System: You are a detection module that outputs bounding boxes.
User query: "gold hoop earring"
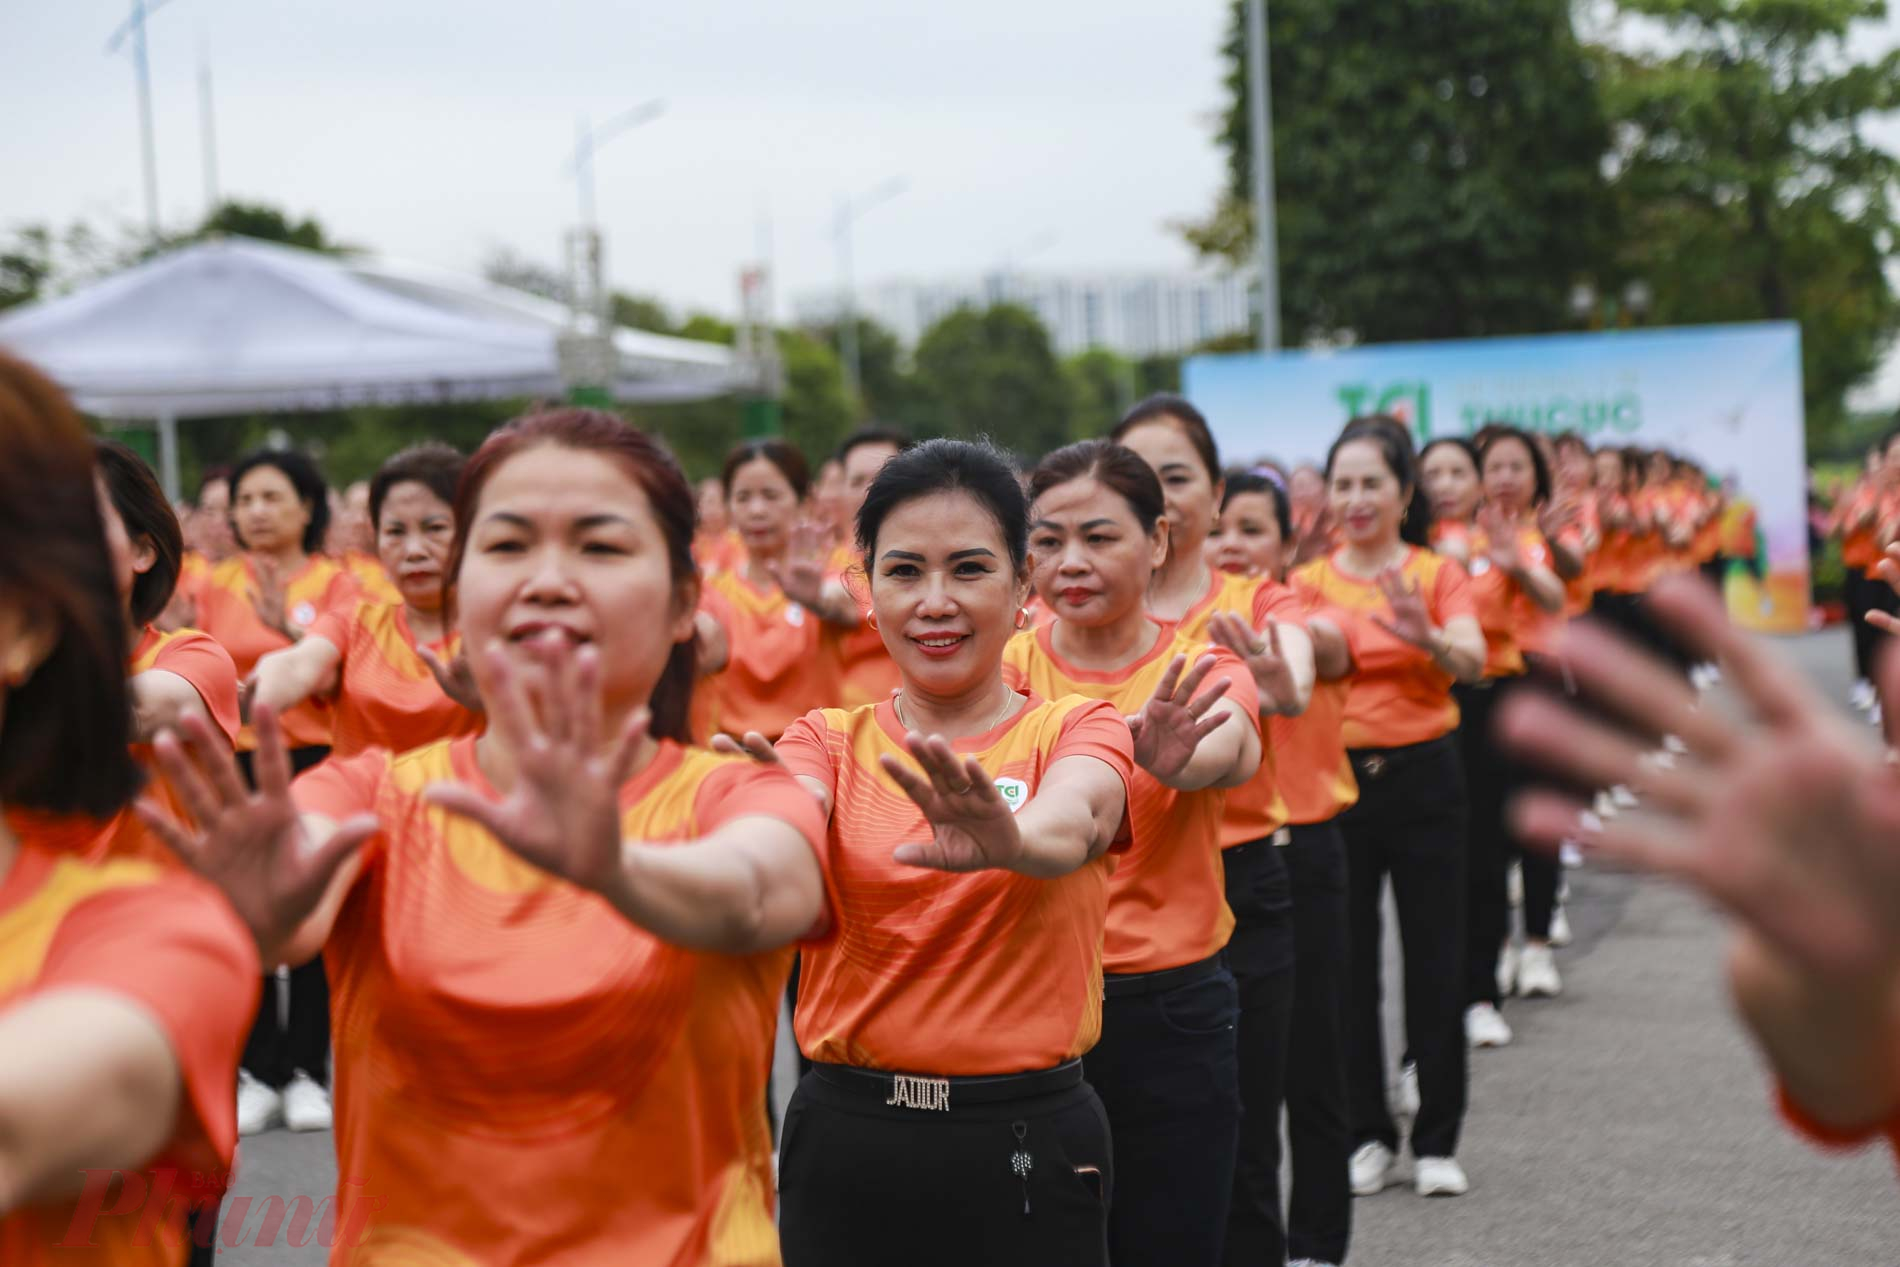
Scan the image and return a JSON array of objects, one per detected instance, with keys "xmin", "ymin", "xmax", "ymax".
[
  {"xmin": 1015, "ymin": 607, "xmax": 1031, "ymax": 630},
  {"xmin": 866, "ymin": 610, "xmax": 880, "ymax": 632}
]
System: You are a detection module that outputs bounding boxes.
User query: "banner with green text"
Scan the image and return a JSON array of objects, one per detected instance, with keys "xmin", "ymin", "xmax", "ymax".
[{"xmin": 1184, "ymin": 322, "xmax": 1808, "ymax": 633}]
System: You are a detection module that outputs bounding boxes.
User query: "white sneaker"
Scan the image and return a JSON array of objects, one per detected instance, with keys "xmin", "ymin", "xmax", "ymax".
[
  {"xmin": 1506, "ymin": 861, "xmax": 1524, "ymax": 907},
  {"xmin": 1702, "ymin": 662, "xmax": 1722, "ymax": 686},
  {"xmin": 281, "ymin": 1071, "xmax": 333, "ymax": 1132},
  {"xmin": 1689, "ymin": 664, "xmax": 1711, "ymax": 692},
  {"xmin": 1519, "ymin": 944, "xmax": 1564, "ymax": 998},
  {"xmin": 1548, "ymin": 906, "xmax": 1574, "ymax": 947},
  {"xmin": 1611, "ymin": 784, "xmax": 1639, "ymax": 809},
  {"xmin": 1466, "ymin": 1002, "xmax": 1513, "ymax": 1049},
  {"xmin": 1592, "ymin": 789, "xmax": 1619, "ymax": 821},
  {"xmin": 1396, "ymin": 1060, "xmax": 1421, "ymax": 1119},
  {"xmin": 1415, "ymin": 1155, "xmax": 1469, "ymax": 1197},
  {"xmin": 1289, "ymin": 1261, "xmax": 1340, "ymax": 1267},
  {"xmin": 237, "ymin": 1070, "xmax": 281, "ymax": 1137},
  {"xmin": 1663, "ymin": 733, "xmax": 1689, "ymax": 756},
  {"xmin": 1496, "ymin": 941, "xmax": 1520, "ymax": 998},
  {"xmin": 1852, "ymin": 679, "xmax": 1877, "ymax": 712},
  {"xmin": 1872, "ymin": 702, "xmax": 1884, "ymax": 730},
  {"xmin": 1560, "ymin": 840, "xmax": 1586, "ymax": 869},
  {"xmin": 1349, "ymin": 1141, "xmax": 1398, "ymax": 1196}
]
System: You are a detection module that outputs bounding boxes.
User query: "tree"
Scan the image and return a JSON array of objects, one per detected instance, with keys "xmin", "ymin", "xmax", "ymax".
[
  {"xmin": 1064, "ymin": 348, "xmax": 1139, "ymax": 440},
  {"xmin": 1593, "ymin": 0, "xmax": 1900, "ymax": 447},
  {"xmin": 806, "ymin": 316, "xmax": 932, "ymax": 432},
  {"xmin": 482, "ymin": 248, "xmax": 567, "ymax": 302},
  {"xmin": 611, "ymin": 292, "xmax": 675, "ymax": 334},
  {"xmin": 1181, "ymin": 0, "xmax": 1613, "ymax": 344},
  {"xmin": 195, "ymin": 201, "xmax": 339, "ymax": 252},
  {"xmin": 913, "ymin": 304, "xmax": 1073, "ymax": 459}
]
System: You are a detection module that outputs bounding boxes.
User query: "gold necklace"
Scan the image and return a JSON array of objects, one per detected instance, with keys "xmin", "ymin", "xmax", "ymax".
[{"xmin": 894, "ymin": 685, "xmax": 1016, "ymax": 736}]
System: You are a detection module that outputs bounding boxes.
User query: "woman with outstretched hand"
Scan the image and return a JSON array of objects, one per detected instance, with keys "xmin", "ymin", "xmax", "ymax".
[
  {"xmin": 1113, "ymin": 401, "xmax": 1320, "ymax": 1267},
  {"xmin": 1501, "ymin": 574, "xmax": 1900, "ymax": 1163},
  {"xmin": 143, "ymin": 409, "xmax": 831, "ymax": 1266},
  {"xmin": 695, "ymin": 440, "xmax": 861, "ymax": 742},
  {"xmin": 246, "ymin": 443, "xmax": 483, "ymax": 759},
  {"xmin": 1005, "ymin": 440, "xmax": 1267, "ymax": 1267},
  {"xmin": 1294, "ymin": 416, "xmax": 1485, "ymax": 1201},
  {"xmin": 0, "ymin": 351, "xmax": 258, "ymax": 1265},
  {"xmin": 740, "ymin": 439, "xmax": 1132, "ymax": 1267}
]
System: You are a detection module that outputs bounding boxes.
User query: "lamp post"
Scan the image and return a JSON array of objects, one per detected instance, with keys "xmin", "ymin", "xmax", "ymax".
[
  {"xmin": 834, "ymin": 176, "xmax": 908, "ymax": 402},
  {"xmin": 106, "ymin": 0, "xmax": 178, "ymax": 243},
  {"xmin": 560, "ymin": 100, "xmax": 665, "ymax": 403},
  {"xmin": 1246, "ymin": 0, "xmax": 1281, "ymax": 353}
]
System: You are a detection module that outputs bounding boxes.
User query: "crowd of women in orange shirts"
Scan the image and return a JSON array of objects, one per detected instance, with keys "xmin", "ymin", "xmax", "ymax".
[{"xmin": 9, "ymin": 338, "xmax": 1880, "ymax": 1267}]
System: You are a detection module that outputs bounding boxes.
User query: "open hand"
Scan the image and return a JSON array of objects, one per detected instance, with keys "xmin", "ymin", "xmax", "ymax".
[
  {"xmin": 1127, "ymin": 653, "xmax": 1235, "ymax": 781},
  {"xmin": 880, "ymin": 733, "xmax": 1024, "ymax": 872},
  {"xmin": 139, "ymin": 705, "xmax": 376, "ymax": 954},
  {"xmin": 418, "ymin": 644, "xmax": 484, "ymax": 713},
  {"xmin": 1207, "ymin": 612, "xmax": 1300, "ymax": 714},
  {"xmin": 1372, "ymin": 567, "xmax": 1436, "ymax": 652},
  {"xmin": 424, "ymin": 639, "xmax": 650, "ymax": 898},
  {"xmin": 765, "ymin": 519, "xmax": 832, "ymax": 612}
]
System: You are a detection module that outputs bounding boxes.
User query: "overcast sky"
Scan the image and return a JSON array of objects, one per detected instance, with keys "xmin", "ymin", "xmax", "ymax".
[
  {"xmin": 1, "ymin": 0, "xmax": 1237, "ymax": 318},
  {"xmin": 4, "ymin": 3, "xmax": 1895, "ymax": 324}
]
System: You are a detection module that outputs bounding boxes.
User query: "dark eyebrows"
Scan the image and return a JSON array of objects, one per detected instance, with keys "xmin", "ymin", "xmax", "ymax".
[
  {"xmin": 574, "ymin": 513, "xmax": 634, "ymax": 531},
  {"xmin": 880, "ymin": 549, "xmax": 926, "ymax": 563},
  {"xmin": 947, "ymin": 548, "xmax": 996, "ymax": 561},
  {"xmin": 1031, "ymin": 518, "xmax": 1118, "ymax": 532}
]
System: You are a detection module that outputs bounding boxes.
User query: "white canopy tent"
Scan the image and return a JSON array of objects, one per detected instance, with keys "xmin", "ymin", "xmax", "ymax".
[{"xmin": 0, "ymin": 237, "xmax": 747, "ymax": 495}]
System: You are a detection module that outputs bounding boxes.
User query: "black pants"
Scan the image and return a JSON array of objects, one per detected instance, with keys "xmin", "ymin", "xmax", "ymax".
[
  {"xmin": 1339, "ymin": 736, "xmax": 1469, "ymax": 1160},
  {"xmin": 1221, "ymin": 836, "xmax": 1295, "ymax": 1267},
  {"xmin": 1453, "ymin": 679, "xmax": 1528, "ymax": 1009},
  {"xmin": 778, "ymin": 1064, "xmax": 1112, "ymax": 1267},
  {"xmin": 1087, "ymin": 958, "xmax": 1240, "ymax": 1267},
  {"xmin": 1282, "ymin": 820, "xmax": 1353, "ymax": 1265},
  {"xmin": 236, "ymin": 745, "xmax": 332, "ymax": 1091},
  {"xmin": 1519, "ymin": 843, "xmax": 1561, "ymax": 941},
  {"xmin": 1847, "ymin": 567, "xmax": 1896, "ymax": 683}
]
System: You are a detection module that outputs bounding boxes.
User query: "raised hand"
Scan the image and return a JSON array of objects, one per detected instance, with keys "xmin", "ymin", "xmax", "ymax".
[
  {"xmin": 417, "ymin": 643, "xmax": 485, "ymax": 713},
  {"xmin": 1537, "ymin": 495, "xmax": 1581, "ymax": 542},
  {"xmin": 880, "ymin": 733, "xmax": 1024, "ymax": 872},
  {"xmin": 139, "ymin": 704, "xmax": 376, "ymax": 955},
  {"xmin": 1126, "ymin": 653, "xmax": 1235, "ymax": 782},
  {"xmin": 1373, "ymin": 566, "xmax": 1436, "ymax": 652},
  {"xmin": 1480, "ymin": 503, "xmax": 1527, "ymax": 575},
  {"xmin": 710, "ymin": 731, "xmax": 780, "ymax": 764},
  {"xmin": 1207, "ymin": 611, "xmax": 1300, "ymax": 714},
  {"xmin": 249, "ymin": 558, "xmax": 295, "ymax": 639},
  {"xmin": 1502, "ymin": 576, "xmax": 1900, "ymax": 988},
  {"xmin": 765, "ymin": 519, "xmax": 832, "ymax": 612},
  {"xmin": 424, "ymin": 639, "xmax": 650, "ymax": 898},
  {"xmin": 1290, "ymin": 505, "xmax": 1335, "ymax": 568}
]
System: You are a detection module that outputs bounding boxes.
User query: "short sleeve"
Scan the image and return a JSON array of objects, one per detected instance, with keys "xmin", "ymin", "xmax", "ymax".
[
  {"xmin": 1252, "ymin": 582, "xmax": 1308, "ymax": 627},
  {"xmin": 774, "ymin": 710, "xmax": 842, "ymax": 801},
  {"xmin": 304, "ymin": 603, "xmax": 358, "ymax": 659},
  {"xmin": 692, "ymin": 757, "xmax": 830, "ymax": 849},
  {"xmin": 320, "ymin": 567, "xmax": 365, "ymax": 617},
  {"xmin": 153, "ymin": 632, "xmax": 241, "ymax": 746},
  {"xmin": 36, "ymin": 877, "xmax": 260, "ymax": 1181},
  {"xmin": 1048, "ymin": 698, "xmax": 1138, "ymax": 853},
  {"xmin": 1430, "ymin": 557, "xmax": 1478, "ymax": 625},
  {"xmin": 291, "ymin": 748, "xmax": 389, "ymax": 821},
  {"xmin": 698, "ymin": 585, "xmax": 736, "ymax": 643}
]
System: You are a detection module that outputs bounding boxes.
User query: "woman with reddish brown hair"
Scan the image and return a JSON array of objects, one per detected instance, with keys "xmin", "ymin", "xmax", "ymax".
[
  {"xmin": 0, "ymin": 351, "xmax": 258, "ymax": 1266},
  {"xmin": 143, "ymin": 408, "xmax": 833, "ymax": 1264}
]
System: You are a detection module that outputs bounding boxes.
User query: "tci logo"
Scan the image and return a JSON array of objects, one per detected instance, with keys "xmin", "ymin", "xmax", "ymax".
[{"xmin": 1336, "ymin": 381, "xmax": 1434, "ymax": 437}]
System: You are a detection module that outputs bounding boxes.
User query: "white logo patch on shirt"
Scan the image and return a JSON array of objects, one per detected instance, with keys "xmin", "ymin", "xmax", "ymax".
[
  {"xmin": 785, "ymin": 604, "xmax": 806, "ymax": 627},
  {"xmin": 994, "ymin": 777, "xmax": 1029, "ymax": 813},
  {"xmin": 292, "ymin": 601, "xmax": 318, "ymax": 627}
]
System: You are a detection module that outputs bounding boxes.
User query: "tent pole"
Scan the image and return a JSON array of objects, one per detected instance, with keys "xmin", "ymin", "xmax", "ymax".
[{"xmin": 156, "ymin": 411, "xmax": 180, "ymax": 501}]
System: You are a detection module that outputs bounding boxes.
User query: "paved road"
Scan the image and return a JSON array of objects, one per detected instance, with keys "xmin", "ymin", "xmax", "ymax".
[{"xmin": 218, "ymin": 628, "xmax": 1900, "ymax": 1264}]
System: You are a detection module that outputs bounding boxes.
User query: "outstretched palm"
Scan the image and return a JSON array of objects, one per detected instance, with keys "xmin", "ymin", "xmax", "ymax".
[
  {"xmin": 425, "ymin": 637, "xmax": 651, "ymax": 898},
  {"xmin": 766, "ymin": 519, "xmax": 832, "ymax": 612},
  {"xmin": 140, "ymin": 705, "xmax": 375, "ymax": 955},
  {"xmin": 1127, "ymin": 653, "xmax": 1235, "ymax": 781},
  {"xmin": 1373, "ymin": 567, "xmax": 1436, "ymax": 652},
  {"xmin": 1480, "ymin": 504, "xmax": 1527, "ymax": 574},
  {"xmin": 881, "ymin": 732, "xmax": 1024, "ymax": 872},
  {"xmin": 1207, "ymin": 612, "xmax": 1300, "ymax": 714}
]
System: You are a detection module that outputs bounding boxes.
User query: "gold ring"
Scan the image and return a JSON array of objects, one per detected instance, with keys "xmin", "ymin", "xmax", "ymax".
[{"xmin": 949, "ymin": 783, "xmax": 974, "ymax": 795}]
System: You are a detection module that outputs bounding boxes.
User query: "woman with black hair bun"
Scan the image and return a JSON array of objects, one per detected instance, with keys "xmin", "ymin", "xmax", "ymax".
[{"xmin": 1293, "ymin": 416, "xmax": 1484, "ymax": 1201}]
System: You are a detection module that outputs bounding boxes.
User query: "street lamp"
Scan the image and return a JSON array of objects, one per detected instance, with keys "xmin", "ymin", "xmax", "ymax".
[
  {"xmin": 567, "ymin": 98, "xmax": 667, "ymax": 232},
  {"xmin": 835, "ymin": 176, "xmax": 908, "ymax": 401},
  {"xmin": 106, "ymin": 0, "xmax": 179, "ymax": 243},
  {"xmin": 1246, "ymin": 0, "xmax": 1281, "ymax": 352}
]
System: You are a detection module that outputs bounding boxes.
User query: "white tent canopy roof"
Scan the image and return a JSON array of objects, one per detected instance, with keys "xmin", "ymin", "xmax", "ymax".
[{"xmin": 0, "ymin": 236, "xmax": 743, "ymax": 419}]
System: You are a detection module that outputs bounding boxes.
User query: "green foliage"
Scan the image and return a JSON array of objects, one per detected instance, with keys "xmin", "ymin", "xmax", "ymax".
[
  {"xmin": 611, "ymin": 292, "xmax": 675, "ymax": 334},
  {"xmin": 912, "ymin": 304, "xmax": 1074, "ymax": 459},
  {"xmin": 1597, "ymin": 0, "xmax": 1900, "ymax": 450},
  {"xmin": 1183, "ymin": 0, "xmax": 1613, "ymax": 344},
  {"xmin": 1064, "ymin": 348, "xmax": 1139, "ymax": 440},
  {"xmin": 195, "ymin": 201, "xmax": 339, "ymax": 252}
]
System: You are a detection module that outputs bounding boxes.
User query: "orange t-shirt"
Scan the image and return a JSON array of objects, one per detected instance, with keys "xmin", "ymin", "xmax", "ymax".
[
  {"xmin": 1561, "ymin": 500, "xmax": 1600, "ymax": 618},
  {"xmin": 342, "ymin": 551, "xmax": 402, "ymax": 605},
  {"xmin": 0, "ymin": 842, "xmax": 257, "ymax": 1267},
  {"xmin": 829, "ymin": 548, "xmax": 901, "ymax": 711},
  {"xmin": 776, "ymin": 694, "xmax": 1133, "ymax": 1075},
  {"xmin": 1273, "ymin": 581, "xmax": 1362, "ymax": 825},
  {"xmin": 1842, "ymin": 484, "xmax": 1882, "ymax": 570},
  {"xmin": 1169, "ymin": 569, "xmax": 1295, "ymax": 847},
  {"xmin": 115, "ymin": 626, "xmax": 243, "ymax": 867},
  {"xmin": 1002, "ymin": 622, "xmax": 1258, "ymax": 975},
  {"xmin": 1292, "ymin": 548, "xmax": 1476, "ymax": 749},
  {"xmin": 1464, "ymin": 524, "xmax": 1551, "ymax": 679},
  {"xmin": 694, "ymin": 531, "xmax": 745, "ymax": 579},
  {"xmin": 291, "ymin": 737, "xmax": 826, "ymax": 1266},
  {"xmin": 305, "ymin": 601, "xmax": 481, "ymax": 759},
  {"xmin": 698, "ymin": 567, "xmax": 845, "ymax": 742},
  {"xmin": 194, "ymin": 556, "xmax": 361, "ymax": 750}
]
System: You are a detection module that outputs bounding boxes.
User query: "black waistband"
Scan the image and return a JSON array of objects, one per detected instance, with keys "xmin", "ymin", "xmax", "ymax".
[
  {"xmin": 1103, "ymin": 950, "xmax": 1226, "ymax": 999},
  {"xmin": 1347, "ymin": 733, "xmax": 1456, "ymax": 780},
  {"xmin": 810, "ymin": 1059, "xmax": 1083, "ymax": 1110}
]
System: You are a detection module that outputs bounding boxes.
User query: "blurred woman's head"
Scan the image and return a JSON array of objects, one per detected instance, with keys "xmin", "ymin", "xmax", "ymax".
[
  {"xmin": 1211, "ymin": 469, "xmax": 1291, "ymax": 580},
  {"xmin": 1326, "ymin": 416, "xmax": 1431, "ymax": 549},
  {"xmin": 1111, "ymin": 395, "xmax": 1223, "ymax": 566},
  {"xmin": 370, "ymin": 444, "xmax": 464, "ymax": 615},
  {"xmin": 447, "ymin": 409, "xmax": 700, "ymax": 743},
  {"xmin": 94, "ymin": 439, "xmax": 184, "ymax": 628},
  {"xmin": 1028, "ymin": 441, "xmax": 1168, "ymax": 630},
  {"xmin": 1420, "ymin": 438, "xmax": 1482, "ymax": 525},
  {"xmin": 855, "ymin": 439, "xmax": 1030, "ymax": 701},
  {"xmin": 0, "ymin": 353, "xmax": 140, "ymax": 818},
  {"xmin": 1478, "ymin": 426, "xmax": 1552, "ymax": 516},
  {"xmin": 230, "ymin": 448, "xmax": 329, "ymax": 556},
  {"xmin": 721, "ymin": 440, "xmax": 809, "ymax": 561}
]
